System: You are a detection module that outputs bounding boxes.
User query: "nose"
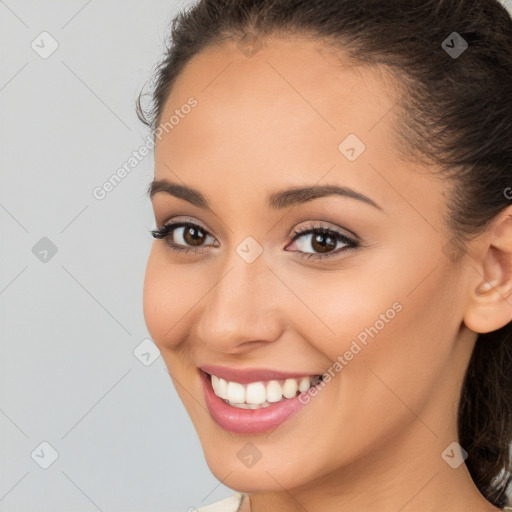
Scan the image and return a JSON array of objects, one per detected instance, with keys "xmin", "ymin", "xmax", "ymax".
[{"xmin": 195, "ymin": 252, "xmax": 285, "ymax": 355}]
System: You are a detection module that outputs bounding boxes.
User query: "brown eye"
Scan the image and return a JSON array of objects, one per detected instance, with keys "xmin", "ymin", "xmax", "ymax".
[
  {"xmin": 310, "ymin": 232, "xmax": 337, "ymax": 253},
  {"xmin": 183, "ymin": 225, "xmax": 207, "ymax": 246},
  {"xmin": 286, "ymin": 225, "xmax": 360, "ymax": 260},
  {"xmin": 150, "ymin": 221, "xmax": 217, "ymax": 253}
]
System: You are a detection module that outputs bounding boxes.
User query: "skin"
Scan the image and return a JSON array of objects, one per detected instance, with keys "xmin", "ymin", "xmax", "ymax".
[{"xmin": 143, "ymin": 35, "xmax": 512, "ymax": 512}]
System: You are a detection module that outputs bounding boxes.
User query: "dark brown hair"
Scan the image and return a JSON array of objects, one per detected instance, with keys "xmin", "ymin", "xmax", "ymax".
[{"xmin": 137, "ymin": 0, "xmax": 512, "ymax": 507}]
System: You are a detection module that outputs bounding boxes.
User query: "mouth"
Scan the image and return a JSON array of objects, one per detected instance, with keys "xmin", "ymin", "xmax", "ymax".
[{"xmin": 198, "ymin": 366, "xmax": 325, "ymax": 434}]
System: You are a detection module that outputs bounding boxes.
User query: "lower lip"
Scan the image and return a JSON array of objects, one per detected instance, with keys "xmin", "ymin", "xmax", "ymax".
[{"xmin": 199, "ymin": 370, "xmax": 320, "ymax": 435}]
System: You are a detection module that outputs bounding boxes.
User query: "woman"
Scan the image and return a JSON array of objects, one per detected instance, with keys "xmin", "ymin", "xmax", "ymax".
[{"xmin": 138, "ymin": 0, "xmax": 512, "ymax": 510}]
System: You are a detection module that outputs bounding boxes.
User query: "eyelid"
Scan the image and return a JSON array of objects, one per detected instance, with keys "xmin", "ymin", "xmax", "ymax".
[
  {"xmin": 157, "ymin": 215, "xmax": 212, "ymax": 232},
  {"xmin": 288, "ymin": 219, "xmax": 358, "ymax": 241}
]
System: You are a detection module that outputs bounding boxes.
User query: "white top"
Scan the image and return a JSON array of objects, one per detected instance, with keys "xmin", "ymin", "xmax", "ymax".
[{"xmin": 195, "ymin": 494, "xmax": 245, "ymax": 512}]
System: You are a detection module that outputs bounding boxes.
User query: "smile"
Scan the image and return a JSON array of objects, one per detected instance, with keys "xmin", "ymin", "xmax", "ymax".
[{"xmin": 199, "ymin": 365, "xmax": 325, "ymax": 434}]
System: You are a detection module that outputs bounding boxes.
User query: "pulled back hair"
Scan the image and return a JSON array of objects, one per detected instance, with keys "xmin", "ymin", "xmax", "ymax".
[{"xmin": 137, "ymin": 0, "xmax": 512, "ymax": 507}]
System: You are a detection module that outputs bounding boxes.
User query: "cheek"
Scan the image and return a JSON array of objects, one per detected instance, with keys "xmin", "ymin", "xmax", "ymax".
[
  {"xmin": 142, "ymin": 248, "xmax": 204, "ymax": 350},
  {"xmin": 297, "ymin": 246, "xmax": 448, "ymax": 354},
  {"xmin": 279, "ymin": 258, "xmax": 405, "ymax": 358},
  {"xmin": 288, "ymin": 249, "xmax": 459, "ymax": 408}
]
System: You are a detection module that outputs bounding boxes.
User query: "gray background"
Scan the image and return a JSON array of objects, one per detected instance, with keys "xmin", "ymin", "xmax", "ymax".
[
  {"xmin": 0, "ymin": 1, "xmax": 228, "ymax": 511},
  {"xmin": 1, "ymin": 1, "xmax": 511, "ymax": 511}
]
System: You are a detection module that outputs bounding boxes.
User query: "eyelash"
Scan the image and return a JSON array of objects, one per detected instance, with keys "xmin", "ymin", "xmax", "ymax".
[
  {"xmin": 288, "ymin": 224, "xmax": 359, "ymax": 260},
  {"xmin": 150, "ymin": 220, "xmax": 360, "ymax": 260}
]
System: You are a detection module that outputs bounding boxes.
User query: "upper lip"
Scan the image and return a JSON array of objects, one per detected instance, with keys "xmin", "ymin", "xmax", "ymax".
[{"xmin": 199, "ymin": 364, "xmax": 321, "ymax": 384}]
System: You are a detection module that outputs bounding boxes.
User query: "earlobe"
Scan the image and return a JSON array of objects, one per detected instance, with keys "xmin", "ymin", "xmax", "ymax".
[{"xmin": 463, "ymin": 211, "xmax": 512, "ymax": 334}]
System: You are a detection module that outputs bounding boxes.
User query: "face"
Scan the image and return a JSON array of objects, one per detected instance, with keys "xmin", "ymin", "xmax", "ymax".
[{"xmin": 143, "ymin": 36, "xmax": 477, "ymax": 493}]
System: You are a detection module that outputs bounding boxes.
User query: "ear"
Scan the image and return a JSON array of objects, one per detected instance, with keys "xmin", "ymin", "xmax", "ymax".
[{"xmin": 463, "ymin": 207, "xmax": 512, "ymax": 334}]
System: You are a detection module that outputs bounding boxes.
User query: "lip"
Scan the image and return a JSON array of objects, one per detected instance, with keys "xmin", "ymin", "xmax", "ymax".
[
  {"xmin": 199, "ymin": 364, "xmax": 320, "ymax": 384},
  {"xmin": 199, "ymin": 368, "xmax": 322, "ymax": 435}
]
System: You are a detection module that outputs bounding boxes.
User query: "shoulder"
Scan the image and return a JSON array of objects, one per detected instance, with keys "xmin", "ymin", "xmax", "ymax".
[{"xmin": 195, "ymin": 493, "xmax": 245, "ymax": 512}]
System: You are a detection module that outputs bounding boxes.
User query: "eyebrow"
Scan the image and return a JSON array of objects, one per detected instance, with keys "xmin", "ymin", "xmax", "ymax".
[{"xmin": 147, "ymin": 179, "xmax": 382, "ymax": 211}]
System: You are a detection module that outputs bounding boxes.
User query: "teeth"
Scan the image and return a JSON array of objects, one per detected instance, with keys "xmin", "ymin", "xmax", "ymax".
[
  {"xmin": 210, "ymin": 374, "xmax": 322, "ymax": 406},
  {"xmin": 226, "ymin": 381, "xmax": 245, "ymax": 403},
  {"xmin": 282, "ymin": 378, "xmax": 298, "ymax": 398},
  {"xmin": 246, "ymin": 382, "xmax": 266, "ymax": 404},
  {"xmin": 298, "ymin": 376, "xmax": 311, "ymax": 392},
  {"xmin": 211, "ymin": 376, "xmax": 228, "ymax": 399},
  {"xmin": 266, "ymin": 380, "xmax": 283, "ymax": 402}
]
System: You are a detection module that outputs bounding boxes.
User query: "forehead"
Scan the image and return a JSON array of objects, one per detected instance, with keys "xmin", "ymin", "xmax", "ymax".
[
  {"xmin": 157, "ymin": 35, "xmax": 399, "ymax": 144},
  {"xmin": 152, "ymin": 35, "xmax": 443, "ymax": 221}
]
